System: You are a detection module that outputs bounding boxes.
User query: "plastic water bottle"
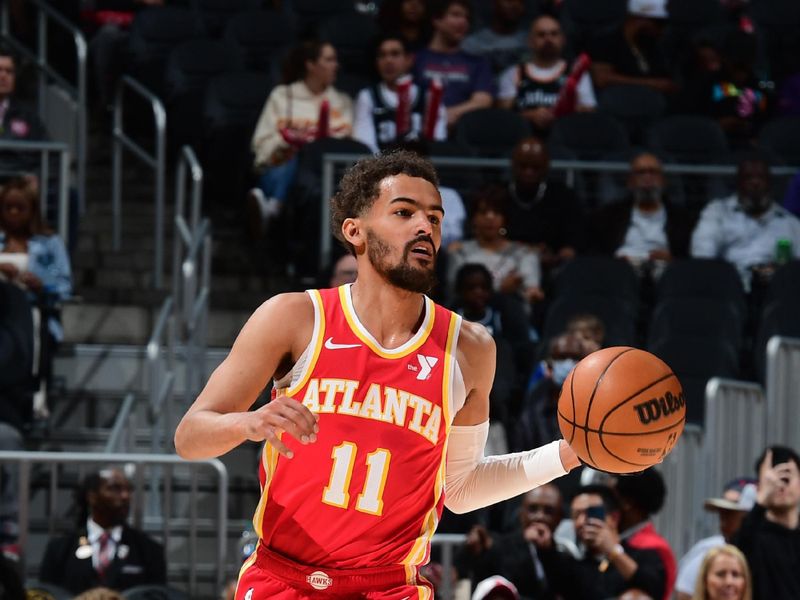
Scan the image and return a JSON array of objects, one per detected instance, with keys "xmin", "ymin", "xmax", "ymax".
[{"xmin": 775, "ymin": 238, "xmax": 792, "ymax": 265}]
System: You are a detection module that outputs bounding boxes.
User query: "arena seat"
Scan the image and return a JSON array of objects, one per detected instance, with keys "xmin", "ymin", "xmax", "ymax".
[
  {"xmin": 647, "ymin": 297, "xmax": 745, "ymax": 351},
  {"xmin": 164, "ymin": 38, "xmax": 244, "ymax": 149},
  {"xmin": 542, "ymin": 293, "xmax": 637, "ymax": 348},
  {"xmin": 224, "ymin": 10, "xmax": 295, "ymax": 73},
  {"xmin": 549, "ymin": 112, "xmax": 630, "ymax": 160},
  {"xmin": 758, "ymin": 116, "xmax": 800, "ymax": 166},
  {"xmin": 754, "ymin": 299, "xmax": 800, "ymax": 381},
  {"xmin": 318, "ymin": 13, "xmax": 380, "ymax": 79},
  {"xmin": 128, "ymin": 7, "xmax": 205, "ymax": 95},
  {"xmin": 597, "ymin": 84, "xmax": 666, "ymax": 144},
  {"xmin": 194, "ymin": 0, "xmax": 261, "ymax": 37},
  {"xmin": 646, "ymin": 115, "xmax": 730, "ymax": 163},
  {"xmin": 122, "ymin": 585, "xmax": 189, "ymax": 600},
  {"xmin": 764, "ymin": 260, "xmax": 800, "ymax": 305},
  {"xmin": 649, "ymin": 336, "xmax": 740, "ymax": 426},
  {"xmin": 552, "ymin": 256, "xmax": 640, "ymax": 304},
  {"xmin": 655, "ymin": 259, "xmax": 747, "ymax": 325},
  {"xmin": 452, "ymin": 108, "xmax": 532, "ymax": 158}
]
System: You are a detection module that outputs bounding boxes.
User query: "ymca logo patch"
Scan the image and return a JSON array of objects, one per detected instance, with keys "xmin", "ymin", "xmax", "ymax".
[
  {"xmin": 415, "ymin": 354, "xmax": 438, "ymax": 380},
  {"xmin": 307, "ymin": 570, "xmax": 333, "ymax": 590}
]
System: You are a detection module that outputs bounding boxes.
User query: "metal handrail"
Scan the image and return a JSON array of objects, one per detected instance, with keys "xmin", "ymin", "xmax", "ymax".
[
  {"xmin": 765, "ymin": 336, "xmax": 800, "ymax": 446},
  {"xmin": 0, "ymin": 139, "xmax": 70, "ymax": 245},
  {"xmin": 147, "ymin": 296, "xmax": 175, "ymax": 421},
  {"xmin": 104, "ymin": 392, "xmax": 138, "ymax": 453},
  {"xmin": 0, "ymin": 0, "xmax": 87, "ymax": 207},
  {"xmin": 0, "ymin": 451, "xmax": 228, "ymax": 593},
  {"xmin": 112, "ymin": 75, "xmax": 167, "ymax": 288},
  {"xmin": 431, "ymin": 533, "xmax": 466, "ymax": 600},
  {"xmin": 319, "ymin": 152, "xmax": 800, "ymax": 270}
]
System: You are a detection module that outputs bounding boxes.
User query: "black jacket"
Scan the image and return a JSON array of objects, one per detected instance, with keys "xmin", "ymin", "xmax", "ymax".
[
  {"xmin": 0, "ymin": 99, "xmax": 49, "ymax": 175},
  {"xmin": 39, "ymin": 525, "xmax": 166, "ymax": 594},
  {"xmin": 584, "ymin": 197, "xmax": 697, "ymax": 259}
]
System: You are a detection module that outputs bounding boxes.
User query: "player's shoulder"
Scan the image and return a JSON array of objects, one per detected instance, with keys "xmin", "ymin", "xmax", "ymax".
[
  {"xmin": 250, "ymin": 291, "xmax": 315, "ymax": 329},
  {"xmin": 456, "ymin": 319, "xmax": 495, "ymax": 362}
]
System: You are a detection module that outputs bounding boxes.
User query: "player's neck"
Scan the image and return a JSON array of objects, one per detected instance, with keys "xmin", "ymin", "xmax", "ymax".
[{"xmin": 349, "ymin": 278, "xmax": 427, "ymax": 348}]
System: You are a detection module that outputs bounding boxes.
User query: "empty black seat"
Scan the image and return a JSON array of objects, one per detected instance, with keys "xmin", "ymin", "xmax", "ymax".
[
  {"xmin": 758, "ymin": 116, "xmax": 800, "ymax": 165},
  {"xmin": 122, "ymin": 585, "xmax": 189, "ymax": 600},
  {"xmin": 656, "ymin": 259, "xmax": 747, "ymax": 324},
  {"xmin": 542, "ymin": 293, "xmax": 637, "ymax": 348},
  {"xmin": 318, "ymin": 13, "xmax": 380, "ymax": 78},
  {"xmin": 128, "ymin": 7, "xmax": 205, "ymax": 94},
  {"xmin": 647, "ymin": 297, "xmax": 744, "ymax": 350},
  {"xmin": 549, "ymin": 112, "xmax": 630, "ymax": 160},
  {"xmin": 598, "ymin": 84, "xmax": 666, "ymax": 144},
  {"xmin": 453, "ymin": 108, "xmax": 531, "ymax": 157},
  {"xmin": 765, "ymin": 260, "xmax": 800, "ymax": 304},
  {"xmin": 753, "ymin": 299, "xmax": 800, "ymax": 380},
  {"xmin": 291, "ymin": 0, "xmax": 354, "ymax": 32},
  {"xmin": 553, "ymin": 256, "xmax": 640, "ymax": 303},
  {"xmin": 649, "ymin": 336, "xmax": 740, "ymax": 425},
  {"xmin": 224, "ymin": 10, "xmax": 295, "ymax": 73},
  {"xmin": 195, "ymin": 0, "xmax": 261, "ymax": 37},
  {"xmin": 646, "ymin": 115, "xmax": 730, "ymax": 163}
]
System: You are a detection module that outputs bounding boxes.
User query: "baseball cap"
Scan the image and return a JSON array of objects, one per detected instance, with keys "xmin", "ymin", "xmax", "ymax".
[
  {"xmin": 704, "ymin": 477, "xmax": 758, "ymax": 512},
  {"xmin": 471, "ymin": 575, "xmax": 520, "ymax": 600},
  {"xmin": 627, "ymin": 0, "xmax": 669, "ymax": 18}
]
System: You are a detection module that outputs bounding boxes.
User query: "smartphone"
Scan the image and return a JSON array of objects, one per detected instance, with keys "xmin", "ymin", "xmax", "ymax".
[{"xmin": 586, "ymin": 505, "xmax": 606, "ymax": 521}]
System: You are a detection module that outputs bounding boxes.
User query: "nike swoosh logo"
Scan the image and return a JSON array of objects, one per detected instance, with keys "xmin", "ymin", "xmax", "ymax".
[{"xmin": 324, "ymin": 337, "xmax": 362, "ymax": 350}]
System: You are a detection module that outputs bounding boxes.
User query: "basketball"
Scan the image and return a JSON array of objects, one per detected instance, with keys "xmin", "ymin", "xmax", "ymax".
[{"xmin": 557, "ymin": 346, "xmax": 685, "ymax": 474}]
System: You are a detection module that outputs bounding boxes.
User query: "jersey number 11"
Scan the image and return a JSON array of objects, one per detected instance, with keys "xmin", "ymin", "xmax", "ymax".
[{"xmin": 322, "ymin": 442, "xmax": 392, "ymax": 516}]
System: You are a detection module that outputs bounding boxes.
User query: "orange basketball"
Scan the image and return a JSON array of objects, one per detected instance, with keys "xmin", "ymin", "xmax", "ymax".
[{"xmin": 557, "ymin": 346, "xmax": 685, "ymax": 474}]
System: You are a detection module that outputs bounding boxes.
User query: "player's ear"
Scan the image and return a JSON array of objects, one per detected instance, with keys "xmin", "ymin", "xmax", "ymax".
[{"xmin": 342, "ymin": 217, "xmax": 364, "ymax": 250}]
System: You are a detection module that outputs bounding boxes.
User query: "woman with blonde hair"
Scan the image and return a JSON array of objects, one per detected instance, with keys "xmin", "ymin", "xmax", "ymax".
[{"xmin": 692, "ymin": 544, "xmax": 751, "ymax": 600}]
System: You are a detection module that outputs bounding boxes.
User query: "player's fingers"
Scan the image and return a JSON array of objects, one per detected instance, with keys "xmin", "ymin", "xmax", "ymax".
[
  {"xmin": 281, "ymin": 399, "xmax": 320, "ymax": 434},
  {"xmin": 269, "ymin": 409, "xmax": 316, "ymax": 444},
  {"xmin": 265, "ymin": 430, "xmax": 294, "ymax": 459}
]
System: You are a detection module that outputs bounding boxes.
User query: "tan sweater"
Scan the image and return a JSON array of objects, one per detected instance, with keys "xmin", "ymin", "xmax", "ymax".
[{"xmin": 251, "ymin": 80, "xmax": 354, "ymax": 169}]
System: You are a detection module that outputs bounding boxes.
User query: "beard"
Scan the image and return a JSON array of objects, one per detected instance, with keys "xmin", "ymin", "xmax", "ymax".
[
  {"xmin": 366, "ymin": 229, "xmax": 437, "ymax": 294},
  {"xmin": 632, "ymin": 186, "xmax": 663, "ymax": 205}
]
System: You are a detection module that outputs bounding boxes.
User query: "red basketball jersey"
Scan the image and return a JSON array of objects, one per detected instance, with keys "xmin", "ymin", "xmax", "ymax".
[{"xmin": 252, "ymin": 285, "xmax": 462, "ymax": 575}]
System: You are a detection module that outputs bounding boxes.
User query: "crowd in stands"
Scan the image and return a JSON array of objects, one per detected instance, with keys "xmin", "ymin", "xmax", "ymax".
[{"xmin": 1, "ymin": 0, "xmax": 800, "ymax": 597}]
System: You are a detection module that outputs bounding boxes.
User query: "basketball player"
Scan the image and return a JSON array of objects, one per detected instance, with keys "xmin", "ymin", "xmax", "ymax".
[{"xmin": 175, "ymin": 151, "xmax": 580, "ymax": 599}]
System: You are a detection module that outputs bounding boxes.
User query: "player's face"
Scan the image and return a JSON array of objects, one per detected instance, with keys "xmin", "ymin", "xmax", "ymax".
[
  {"xmin": 705, "ymin": 553, "xmax": 747, "ymax": 600},
  {"xmin": 363, "ymin": 174, "xmax": 443, "ymax": 293},
  {"xmin": 376, "ymin": 40, "xmax": 411, "ymax": 84}
]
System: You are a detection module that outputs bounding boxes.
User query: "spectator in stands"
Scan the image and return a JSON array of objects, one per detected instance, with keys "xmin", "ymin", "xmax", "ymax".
[
  {"xmin": 248, "ymin": 41, "xmax": 353, "ymax": 237},
  {"xmin": 446, "ymin": 183, "xmax": 543, "ymax": 310},
  {"xmin": 537, "ymin": 484, "xmax": 668, "ymax": 600},
  {"xmin": 471, "ymin": 575, "xmax": 520, "ymax": 600},
  {"xmin": 690, "ymin": 156, "xmax": 800, "ymax": 291},
  {"xmin": 505, "ymin": 138, "xmax": 584, "ymax": 273},
  {"xmin": 73, "ymin": 588, "xmax": 124, "ymax": 600},
  {"xmin": 565, "ymin": 313, "xmax": 604, "ymax": 352},
  {"xmin": 513, "ymin": 332, "xmax": 590, "ymax": 453},
  {"xmin": 691, "ymin": 545, "xmax": 752, "ymax": 600},
  {"xmin": 413, "ymin": 0, "xmax": 494, "ymax": 128},
  {"xmin": 613, "ymin": 469, "xmax": 676, "ymax": 600},
  {"xmin": 329, "ymin": 253, "xmax": 358, "ymax": 287},
  {"xmin": 377, "ymin": 0, "xmax": 430, "ymax": 53},
  {"xmin": 498, "ymin": 16, "xmax": 596, "ymax": 135},
  {"xmin": 588, "ymin": 0, "xmax": 675, "ymax": 95},
  {"xmin": 456, "ymin": 483, "xmax": 565, "ymax": 598},
  {"xmin": 675, "ymin": 478, "xmax": 757, "ymax": 600},
  {"xmin": 462, "ymin": 0, "xmax": 528, "ymax": 76},
  {"xmin": 353, "ymin": 34, "xmax": 447, "ymax": 153},
  {"xmin": 40, "ymin": 468, "xmax": 166, "ymax": 594},
  {"xmin": 0, "ymin": 551, "xmax": 24, "ymax": 599},
  {"xmin": 685, "ymin": 30, "xmax": 773, "ymax": 146},
  {"xmin": 734, "ymin": 445, "xmax": 800, "ymax": 600},
  {"xmin": 81, "ymin": 0, "xmax": 163, "ymax": 109},
  {"xmin": 586, "ymin": 152, "xmax": 695, "ymax": 279},
  {"xmin": 0, "ymin": 45, "xmax": 49, "ymax": 179},
  {"xmin": 451, "ymin": 263, "xmax": 534, "ymax": 426}
]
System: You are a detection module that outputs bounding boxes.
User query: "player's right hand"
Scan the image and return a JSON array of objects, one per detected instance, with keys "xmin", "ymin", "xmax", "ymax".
[{"xmin": 243, "ymin": 393, "xmax": 319, "ymax": 458}]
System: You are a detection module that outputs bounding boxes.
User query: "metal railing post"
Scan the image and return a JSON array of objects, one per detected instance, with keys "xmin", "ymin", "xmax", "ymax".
[{"xmin": 111, "ymin": 76, "xmax": 168, "ymax": 288}]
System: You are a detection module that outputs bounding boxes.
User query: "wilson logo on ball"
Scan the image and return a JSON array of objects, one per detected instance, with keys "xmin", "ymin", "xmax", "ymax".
[{"xmin": 633, "ymin": 391, "xmax": 685, "ymax": 425}]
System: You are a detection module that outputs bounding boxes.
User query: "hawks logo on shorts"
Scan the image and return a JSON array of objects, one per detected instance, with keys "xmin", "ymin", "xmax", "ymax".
[{"xmin": 251, "ymin": 284, "xmax": 462, "ymax": 572}]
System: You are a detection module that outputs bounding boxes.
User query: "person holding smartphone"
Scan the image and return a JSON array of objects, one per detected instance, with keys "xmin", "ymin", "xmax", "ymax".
[{"xmin": 534, "ymin": 484, "xmax": 668, "ymax": 600}]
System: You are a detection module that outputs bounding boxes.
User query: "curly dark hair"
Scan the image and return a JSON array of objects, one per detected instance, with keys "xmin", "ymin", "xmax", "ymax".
[{"xmin": 330, "ymin": 150, "xmax": 439, "ymax": 254}]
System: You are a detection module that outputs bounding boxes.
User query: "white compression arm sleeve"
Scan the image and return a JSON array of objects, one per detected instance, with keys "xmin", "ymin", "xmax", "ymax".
[{"xmin": 444, "ymin": 421, "xmax": 568, "ymax": 514}]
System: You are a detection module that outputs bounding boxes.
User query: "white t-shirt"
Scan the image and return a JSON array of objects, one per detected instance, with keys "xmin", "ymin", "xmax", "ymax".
[
  {"xmin": 440, "ymin": 186, "xmax": 467, "ymax": 249},
  {"xmin": 497, "ymin": 60, "xmax": 597, "ymax": 108},
  {"xmin": 616, "ymin": 205, "xmax": 668, "ymax": 260}
]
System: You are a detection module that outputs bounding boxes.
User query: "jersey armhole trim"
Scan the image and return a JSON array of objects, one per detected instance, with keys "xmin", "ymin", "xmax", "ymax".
[{"xmin": 286, "ymin": 289, "xmax": 325, "ymax": 396}]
